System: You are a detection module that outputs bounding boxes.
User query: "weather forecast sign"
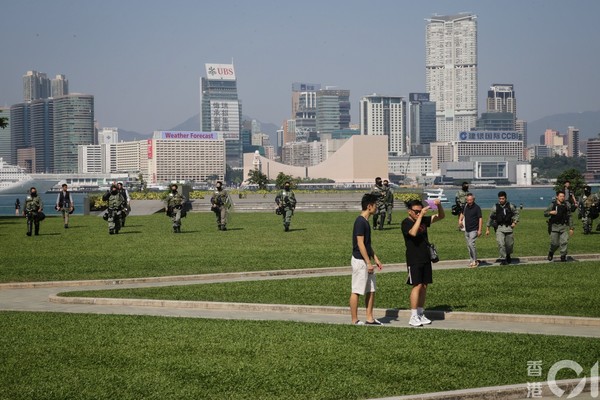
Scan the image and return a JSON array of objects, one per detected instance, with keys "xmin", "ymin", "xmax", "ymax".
[
  {"xmin": 459, "ymin": 131, "xmax": 521, "ymax": 141},
  {"xmin": 205, "ymin": 63, "xmax": 236, "ymax": 80},
  {"xmin": 158, "ymin": 131, "xmax": 219, "ymax": 140}
]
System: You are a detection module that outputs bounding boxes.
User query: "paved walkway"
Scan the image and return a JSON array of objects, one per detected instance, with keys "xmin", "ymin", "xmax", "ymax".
[{"xmin": 2, "ymin": 255, "xmax": 599, "ymax": 400}]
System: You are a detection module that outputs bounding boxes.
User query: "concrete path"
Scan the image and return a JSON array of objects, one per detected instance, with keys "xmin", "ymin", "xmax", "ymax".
[
  {"xmin": 2, "ymin": 255, "xmax": 599, "ymax": 400},
  {"xmin": 2, "ymin": 254, "xmax": 600, "ymax": 338}
]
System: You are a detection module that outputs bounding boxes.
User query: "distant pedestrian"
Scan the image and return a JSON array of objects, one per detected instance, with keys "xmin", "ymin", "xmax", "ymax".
[
  {"xmin": 401, "ymin": 198, "xmax": 445, "ymax": 327},
  {"xmin": 349, "ymin": 193, "xmax": 383, "ymax": 326},
  {"xmin": 55, "ymin": 183, "xmax": 74, "ymax": 228},
  {"xmin": 485, "ymin": 191, "xmax": 519, "ymax": 265},
  {"xmin": 459, "ymin": 193, "xmax": 482, "ymax": 268},
  {"xmin": 544, "ymin": 191, "xmax": 574, "ymax": 262},
  {"xmin": 15, "ymin": 198, "xmax": 20, "ymax": 216}
]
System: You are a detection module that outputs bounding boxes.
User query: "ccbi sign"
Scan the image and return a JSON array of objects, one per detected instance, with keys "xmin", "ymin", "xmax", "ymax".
[{"xmin": 205, "ymin": 63, "xmax": 236, "ymax": 80}]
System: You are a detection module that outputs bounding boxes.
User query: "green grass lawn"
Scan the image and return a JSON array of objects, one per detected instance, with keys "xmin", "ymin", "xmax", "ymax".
[
  {"xmin": 1, "ymin": 210, "xmax": 599, "ymax": 283},
  {"xmin": 1, "ymin": 311, "xmax": 597, "ymax": 400},
  {"xmin": 65, "ymin": 261, "xmax": 600, "ymax": 318},
  {"xmin": 3, "ymin": 210, "xmax": 600, "ymax": 399}
]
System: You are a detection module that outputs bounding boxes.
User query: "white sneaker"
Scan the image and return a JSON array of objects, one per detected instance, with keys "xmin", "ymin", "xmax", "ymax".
[
  {"xmin": 408, "ymin": 315, "xmax": 422, "ymax": 327},
  {"xmin": 419, "ymin": 314, "xmax": 432, "ymax": 325}
]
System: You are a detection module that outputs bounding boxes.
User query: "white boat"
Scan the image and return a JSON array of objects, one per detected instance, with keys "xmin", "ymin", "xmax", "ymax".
[
  {"xmin": 424, "ymin": 188, "xmax": 449, "ymax": 203},
  {"xmin": 0, "ymin": 158, "xmax": 35, "ymax": 193}
]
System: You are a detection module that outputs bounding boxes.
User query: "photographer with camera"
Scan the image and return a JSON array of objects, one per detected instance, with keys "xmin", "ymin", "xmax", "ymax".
[
  {"xmin": 275, "ymin": 181, "xmax": 296, "ymax": 232},
  {"xmin": 165, "ymin": 184, "xmax": 185, "ymax": 233},
  {"xmin": 55, "ymin": 183, "xmax": 74, "ymax": 229},
  {"xmin": 102, "ymin": 184, "xmax": 126, "ymax": 235}
]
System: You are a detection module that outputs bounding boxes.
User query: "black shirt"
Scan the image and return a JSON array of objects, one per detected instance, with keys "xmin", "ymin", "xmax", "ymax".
[
  {"xmin": 352, "ymin": 215, "xmax": 373, "ymax": 260},
  {"xmin": 462, "ymin": 203, "xmax": 482, "ymax": 232},
  {"xmin": 401, "ymin": 216, "xmax": 432, "ymax": 265}
]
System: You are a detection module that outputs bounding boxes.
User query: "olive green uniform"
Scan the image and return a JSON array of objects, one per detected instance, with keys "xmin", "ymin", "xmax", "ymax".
[
  {"xmin": 275, "ymin": 188, "xmax": 296, "ymax": 231},
  {"xmin": 544, "ymin": 200, "xmax": 574, "ymax": 259},
  {"xmin": 103, "ymin": 191, "xmax": 125, "ymax": 234},
  {"xmin": 211, "ymin": 189, "xmax": 230, "ymax": 230},
  {"xmin": 385, "ymin": 186, "xmax": 394, "ymax": 224},
  {"xmin": 578, "ymin": 193, "xmax": 599, "ymax": 234},
  {"xmin": 24, "ymin": 194, "xmax": 43, "ymax": 236},
  {"xmin": 165, "ymin": 191, "xmax": 185, "ymax": 233},
  {"xmin": 486, "ymin": 202, "xmax": 519, "ymax": 260},
  {"xmin": 370, "ymin": 184, "xmax": 387, "ymax": 230}
]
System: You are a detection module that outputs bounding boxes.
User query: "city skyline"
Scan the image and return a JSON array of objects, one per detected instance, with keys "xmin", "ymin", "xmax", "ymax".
[{"xmin": 2, "ymin": 1, "xmax": 600, "ymax": 136}]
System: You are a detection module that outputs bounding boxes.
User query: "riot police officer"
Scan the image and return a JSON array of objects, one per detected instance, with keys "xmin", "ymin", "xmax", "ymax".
[
  {"xmin": 116, "ymin": 182, "xmax": 131, "ymax": 227},
  {"xmin": 544, "ymin": 191, "xmax": 574, "ymax": 262},
  {"xmin": 383, "ymin": 179, "xmax": 394, "ymax": 225},
  {"xmin": 578, "ymin": 185, "xmax": 599, "ymax": 234},
  {"xmin": 24, "ymin": 187, "xmax": 43, "ymax": 236},
  {"xmin": 210, "ymin": 181, "xmax": 230, "ymax": 231},
  {"xmin": 275, "ymin": 181, "xmax": 297, "ymax": 232},
  {"xmin": 485, "ymin": 191, "xmax": 519, "ymax": 265},
  {"xmin": 102, "ymin": 184, "xmax": 126, "ymax": 234},
  {"xmin": 370, "ymin": 177, "xmax": 387, "ymax": 230},
  {"xmin": 165, "ymin": 184, "xmax": 185, "ymax": 233}
]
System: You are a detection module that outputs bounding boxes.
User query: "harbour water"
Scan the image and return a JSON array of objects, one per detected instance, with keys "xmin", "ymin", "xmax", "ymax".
[
  {"xmin": 0, "ymin": 186, "xmax": 561, "ymax": 216},
  {"xmin": 0, "ymin": 192, "xmax": 89, "ymax": 216}
]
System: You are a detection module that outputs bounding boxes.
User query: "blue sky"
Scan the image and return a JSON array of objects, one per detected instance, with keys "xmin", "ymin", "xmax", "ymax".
[{"xmin": 2, "ymin": 0, "xmax": 600, "ymax": 134}]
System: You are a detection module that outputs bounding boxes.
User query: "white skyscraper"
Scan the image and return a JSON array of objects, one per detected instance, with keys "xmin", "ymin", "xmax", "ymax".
[
  {"xmin": 359, "ymin": 95, "xmax": 406, "ymax": 155},
  {"xmin": 426, "ymin": 13, "xmax": 478, "ymax": 142}
]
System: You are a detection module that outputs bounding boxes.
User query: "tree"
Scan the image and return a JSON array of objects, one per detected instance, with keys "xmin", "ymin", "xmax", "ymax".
[
  {"xmin": 554, "ymin": 168, "xmax": 586, "ymax": 197},
  {"xmin": 0, "ymin": 109, "xmax": 7, "ymax": 129},
  {"xmin": 275, "ymin": 172, "xmax": 300, "ymax": 188},
  {"xmin": 225, "ymin": 164, "xmax": 243, "ymax": 185},
  {"xmin": 247, "ymin": 169, "xmax": 269, "ymax": 190}
]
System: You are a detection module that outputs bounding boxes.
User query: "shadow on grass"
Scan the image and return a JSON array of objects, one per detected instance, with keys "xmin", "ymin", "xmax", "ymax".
[
  {"xmin": 287, "ymin": 228, "xmax": 307, "ymax": 232},
  {"xmin": 113, "ymin": 231, "xmax": 143, "ymax": 235}
]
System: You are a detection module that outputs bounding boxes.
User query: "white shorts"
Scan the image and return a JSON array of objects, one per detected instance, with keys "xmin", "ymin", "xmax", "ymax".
[{"xmin": 351, "ymin": 256, "xmax": 376, "ymax": 295}]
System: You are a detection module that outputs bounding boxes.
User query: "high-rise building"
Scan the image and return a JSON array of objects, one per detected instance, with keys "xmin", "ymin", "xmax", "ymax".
[
  {"xmin": 475, "ymin": 112, "xmax": 515, "ymax": 131},
  {"xmin": 30, "ymin": 99, "xmax": 54, "ymax": 172},
  {"xmin": 23, "ymin": 70, "xmax": 50, "ymax": 102},
  {"xmin": 201, "ymin": 63, "xmax": 242, "ymax": 168},
  {"xmin": 567, "ymin": 126, "xmax": 580, "ymax": 157},
  {"xmin": 516, "ymin": 119, "xmax": 527, "ymax": 146},
  {"xmin": 53, "ymin": 94, "xmax": 95, "ymax": 173},
  {"xmin": 51, "ymin": 74, "xmax": 69, "ymax": 97},
  {"xmin": 487, "ymin": 84, "xmax": 516, "ymax": 116},
  {"xmin": 426, "ymin": 13, "xmax": 478, "ymax": 142},
  {"xmin": 0, "ymin": 107, "xmax": 11, "ymax": 163},
  {"xmin": 587, "ymin": 136, "xmax": 600, "ymax": 172},
  {"xmin": 10, "ymin": 103, "xmax": 30, "ymax": 166},
  {"xmin": 316, "ymin": 89, "xmax": 350, "ymax": 139},
  {"xmin": 408, "ymin": 93, "xmax": 436, "ymax": 155},
  {"xmin": 292, "ymin": 82, "xmax": 321, "ymax": 134},
  {"xmin": 360, "ymin": 95, "xmax": 406, "ymax": 155}
]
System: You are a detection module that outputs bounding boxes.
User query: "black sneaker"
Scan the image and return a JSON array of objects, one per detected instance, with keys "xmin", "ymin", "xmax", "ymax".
[
  {"xmin": 547, "ymin": 252, "xmax": 554, "ymax": 261},
  {"xmin": 506, "ymin": 255, "xmax": 512, "ymax": 264},
  {"xmin": 499, "ymin": 260, "xmax": 508, "ymax": 265},
  {"xmin": 560, "ymin": 255, "xmax": 567, "ymax": 262}
]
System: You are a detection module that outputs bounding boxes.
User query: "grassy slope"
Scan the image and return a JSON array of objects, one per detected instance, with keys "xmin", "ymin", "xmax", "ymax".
[{"xmin": 1, "ymin": 209, "xmax": 599, "ymax": 282}]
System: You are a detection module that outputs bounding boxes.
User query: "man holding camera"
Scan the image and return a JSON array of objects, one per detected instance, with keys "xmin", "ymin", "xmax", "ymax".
[{"xmin": 55, "ymin": 183, "xmax": 74, "ymax": 229}]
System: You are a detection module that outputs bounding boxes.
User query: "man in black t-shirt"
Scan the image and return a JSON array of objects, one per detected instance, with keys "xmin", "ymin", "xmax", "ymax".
[
  {"xmin": 350, "ymin": 193, "xmax": 383, "ymax": 325},
  {"xmin": 401, "ymin": 198, "xmax": 445, "ymax": 327}
]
